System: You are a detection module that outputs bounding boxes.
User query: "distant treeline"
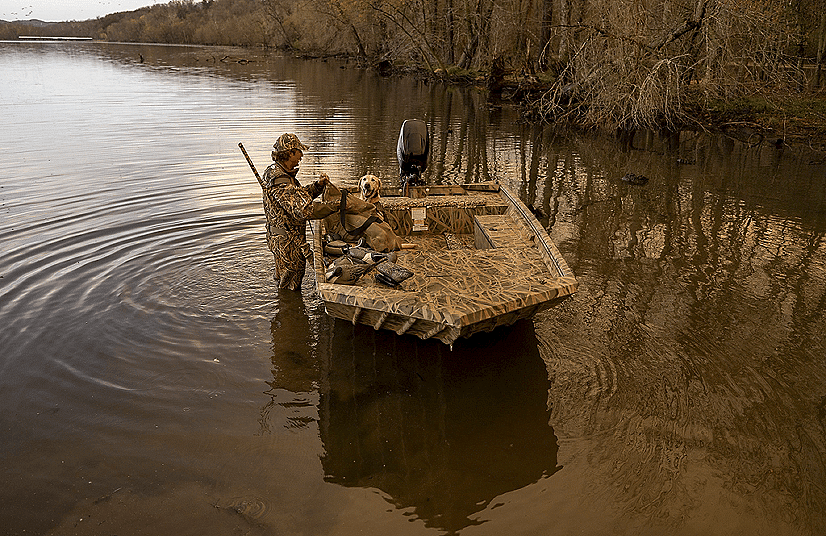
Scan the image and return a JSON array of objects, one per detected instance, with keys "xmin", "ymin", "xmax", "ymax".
[{"xmin": 3, "ymin": 0, "xmax": 825, "ymax": 129}]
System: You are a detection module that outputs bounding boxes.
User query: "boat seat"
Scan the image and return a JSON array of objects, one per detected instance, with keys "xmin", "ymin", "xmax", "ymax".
[{"xmin": 473, "ymin": 214, "xmax": 526, "ymax": 249}]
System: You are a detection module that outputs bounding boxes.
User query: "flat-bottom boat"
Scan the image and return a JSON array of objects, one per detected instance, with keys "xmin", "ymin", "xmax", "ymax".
[{"xmin": 311, "ymin": 182, "xmax": 578, "ymax": 346}]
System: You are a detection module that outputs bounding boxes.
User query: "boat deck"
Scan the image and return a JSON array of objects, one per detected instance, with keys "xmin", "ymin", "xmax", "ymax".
[
  {"xmin": 317, "ymin": 212, "xmax": 573, "ymax": 327},
  {"xmin": 311, "ymin": 183, "xmax": 578, "ymax": 343}
]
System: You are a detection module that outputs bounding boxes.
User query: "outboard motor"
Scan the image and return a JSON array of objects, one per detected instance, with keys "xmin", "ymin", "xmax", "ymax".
[{"xmin": 397, "ymin": 119, "xmax": 429, "ymax": 194}]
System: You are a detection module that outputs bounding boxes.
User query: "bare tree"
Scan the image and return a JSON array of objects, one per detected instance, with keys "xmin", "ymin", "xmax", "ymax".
[
  {"xmin": 260, "ymin": 0, "xmax": 299, "ymax": 49},
  {"xmin": 317, "ymin": 0, "xmax": 369, "ymax": 58},
  {"xmin": 368, "ymin": 0, "xmax": 447, "ymax": 70}
]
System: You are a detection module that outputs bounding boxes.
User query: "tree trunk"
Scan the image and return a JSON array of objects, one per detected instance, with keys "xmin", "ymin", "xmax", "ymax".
[
  {"xmin": 478, "ymin": 0, "xmax": 495, "ymax": 67},
  {"xmin": 457, "ymin": 0, "xmax": 482, "ymax": 70},
  {"xmin": 812, "ymin": 10, "xmax": 826, "ymax": 89},
  {"xmin": 516, "ymin": 0, "xmax": 528, "ymax": 66},
  {"xmin": 558, "ymin": 0, "xmax": 572, "ymax": 64},
  {"xmin": 458, "ymin": 32, "xmax": 478, "ymax": 70},
  {"xmin": 649, "ymin": 0, "xmax": 707, "ymax": 51},
  {"xmin": 538, "ymin": 0, "xmax": 553, "ymax": 70},
  {"xmin": 435, "ymin": 0, "xmax": 455, "ymax": 65},
  {"xmin": 350, "ymin": 22, "xmax": 366, "ymax": 58},
  {"xmin": 446, "ymin": 0, "xmax": 455, "ymax": 64}
]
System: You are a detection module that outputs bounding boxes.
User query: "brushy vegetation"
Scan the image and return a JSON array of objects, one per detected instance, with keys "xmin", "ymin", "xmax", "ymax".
[
  {"xmin": 693, "ymin": 94, "xmax": 826, "ymax": 148},
  {"xmin": 3, "ymin": 0, "xmax": 825, "ymax": 137}
]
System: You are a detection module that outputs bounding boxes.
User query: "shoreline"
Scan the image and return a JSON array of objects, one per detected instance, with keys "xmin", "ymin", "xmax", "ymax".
[
  {"xmin": 314, "ymin": 48, "xmax": 826, "ymax": 159},
  {"xmin": 391, "ymin": 60, "xmax": 826, "ymax": 158}
]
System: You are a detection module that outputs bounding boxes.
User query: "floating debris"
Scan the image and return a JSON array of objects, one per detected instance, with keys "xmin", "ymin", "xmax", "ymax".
[{"xmin": 621, "ymin": 173, "xmax": 649, "ymax": 185}]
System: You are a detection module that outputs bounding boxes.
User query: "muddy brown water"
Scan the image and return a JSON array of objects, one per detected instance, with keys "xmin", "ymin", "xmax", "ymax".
[{"xmin": 1, "ymin": 41, "xmax": 826, "ymax": 535}]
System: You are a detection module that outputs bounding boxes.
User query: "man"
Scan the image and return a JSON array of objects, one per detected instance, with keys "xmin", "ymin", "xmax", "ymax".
[{"xmin": 261, "ymin": 133, "xmax": 334, "ymax": 291}]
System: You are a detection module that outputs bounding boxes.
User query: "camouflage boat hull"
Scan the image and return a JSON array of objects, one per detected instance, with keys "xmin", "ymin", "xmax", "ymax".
[{"xmin": 311, "ymin": 183, "xmax": 578, "ymax": 346}]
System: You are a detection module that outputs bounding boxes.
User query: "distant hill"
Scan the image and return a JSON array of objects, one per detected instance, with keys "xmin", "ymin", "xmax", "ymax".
[{"xmin": 3, "ymin": 19, "xmax": 53, "ymax": 27}]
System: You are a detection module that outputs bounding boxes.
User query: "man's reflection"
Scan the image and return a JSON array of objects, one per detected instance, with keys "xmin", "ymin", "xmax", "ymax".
[{"xmin": 261, "ymin": 290, "xmax": 327, "ymax": 435}]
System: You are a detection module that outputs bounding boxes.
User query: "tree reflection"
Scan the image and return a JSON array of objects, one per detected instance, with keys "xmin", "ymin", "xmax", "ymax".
[{"xmin": 531, "ymin": 130, "xmax": 826, "ymax": 533}]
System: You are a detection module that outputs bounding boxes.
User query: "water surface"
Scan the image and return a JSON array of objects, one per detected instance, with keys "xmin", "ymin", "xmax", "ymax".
[{"xmin": 1, "ymin": 41, "xmax": 826, "ymax": 535}]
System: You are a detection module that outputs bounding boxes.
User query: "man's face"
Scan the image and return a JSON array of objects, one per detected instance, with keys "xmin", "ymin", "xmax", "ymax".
[{"xmin": 285, "ymin": 149, "xmax": 303, "ymax": 172}]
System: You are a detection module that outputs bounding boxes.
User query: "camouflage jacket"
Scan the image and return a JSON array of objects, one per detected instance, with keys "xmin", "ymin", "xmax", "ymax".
[{"xmin": 260, "ymin": 162, "xmax": 326, "ymax": 249}]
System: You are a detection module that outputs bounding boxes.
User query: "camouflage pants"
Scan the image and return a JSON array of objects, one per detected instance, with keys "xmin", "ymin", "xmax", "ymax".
[{"xmin": 269, "ymin": 233, "xmax": 311, "ymax": 291}]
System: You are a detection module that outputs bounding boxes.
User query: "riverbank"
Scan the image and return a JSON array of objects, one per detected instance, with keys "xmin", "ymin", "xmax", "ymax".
[
  {"xmin": 199, "ymin": 46, "xmax": 826, "ymax": 159},
  {"xmin": 688, "ymin": 92, "xmax": 826, "ymax": 155},
  {"xmin": 419, "ymin": 64, "xmax": 826, "ymax": 158}
]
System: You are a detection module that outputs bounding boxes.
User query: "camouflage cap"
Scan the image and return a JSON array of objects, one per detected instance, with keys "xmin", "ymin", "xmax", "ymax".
[{"xmin": 273, "ymin": 133, "xmax": 308, "ymax": 153}]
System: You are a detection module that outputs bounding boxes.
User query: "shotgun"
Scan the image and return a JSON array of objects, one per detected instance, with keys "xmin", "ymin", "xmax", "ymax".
[{"xmin": 238, "ymin": 142, "xmax": 263, "ymax": 187}]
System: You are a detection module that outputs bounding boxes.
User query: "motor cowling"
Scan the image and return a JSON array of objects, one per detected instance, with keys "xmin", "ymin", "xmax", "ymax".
[{"xmin": 397, "ymin": 119, "xmax": 429, "ymax": 191}]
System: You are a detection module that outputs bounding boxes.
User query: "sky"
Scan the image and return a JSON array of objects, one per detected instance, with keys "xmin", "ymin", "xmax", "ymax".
[{"xmin": 0, "ymin": 0, "xmax": 160, "ymax": 22}]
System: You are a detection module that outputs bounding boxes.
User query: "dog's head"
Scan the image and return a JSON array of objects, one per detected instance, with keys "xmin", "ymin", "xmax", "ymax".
[{"xmin": 358, "ymin": 174, "xmax": 382, "ymax": 202}]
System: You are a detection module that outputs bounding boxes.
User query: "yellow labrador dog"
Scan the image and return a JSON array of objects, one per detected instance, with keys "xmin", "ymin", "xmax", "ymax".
[
  {"xmin": 322, "ymin": 182, "xmax": 401, "ymax": 252},
  {"xmin": 358, "ymin": 174, "xmax": 382, "ymax": 205}
]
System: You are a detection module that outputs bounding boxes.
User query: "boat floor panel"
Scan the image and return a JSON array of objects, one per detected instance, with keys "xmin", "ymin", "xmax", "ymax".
[{"xmin": 330, "ymin": 233, "xmax": 568, "ymax": 326}]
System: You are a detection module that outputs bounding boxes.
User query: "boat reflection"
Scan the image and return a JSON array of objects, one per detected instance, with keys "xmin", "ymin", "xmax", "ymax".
[{"xmin": 318, "ymin": 319, "xmax": 560, "ymax": 534}]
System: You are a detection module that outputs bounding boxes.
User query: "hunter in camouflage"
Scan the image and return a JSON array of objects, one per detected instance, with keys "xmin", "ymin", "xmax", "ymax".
[{"xmin": 261, "ymin": 133, "xmax": 334, "ymax": 291}]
